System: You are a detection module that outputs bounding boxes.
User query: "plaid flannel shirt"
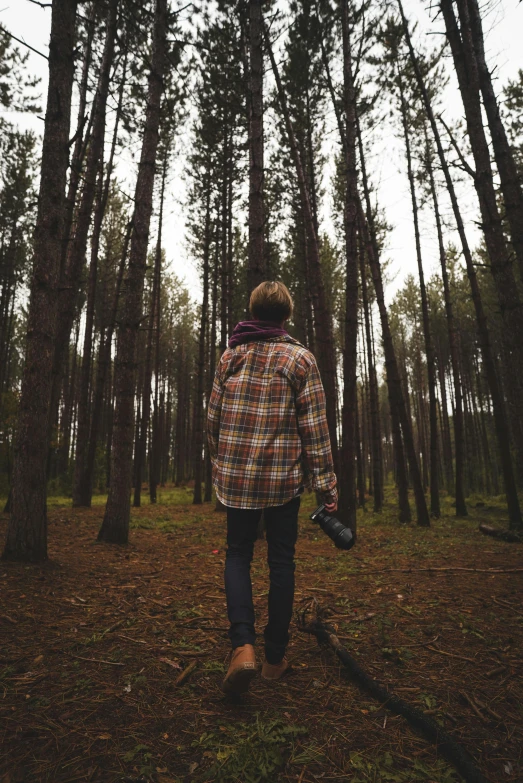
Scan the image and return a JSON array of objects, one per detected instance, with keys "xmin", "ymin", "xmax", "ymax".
[{"xmin": 207, "ymin": 335, "xmax": 338, "ymax": 509}]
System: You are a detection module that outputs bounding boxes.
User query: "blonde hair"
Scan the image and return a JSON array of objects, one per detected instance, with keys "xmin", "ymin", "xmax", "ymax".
[{"xmin": 249, "ymin": 281, "xmax": 293, "ymax": 323}]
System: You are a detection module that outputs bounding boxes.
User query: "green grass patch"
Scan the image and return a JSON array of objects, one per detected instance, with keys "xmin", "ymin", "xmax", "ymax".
[{"xmin": 193, "ymin": 713, "xmax": 307, "ymax": 782}]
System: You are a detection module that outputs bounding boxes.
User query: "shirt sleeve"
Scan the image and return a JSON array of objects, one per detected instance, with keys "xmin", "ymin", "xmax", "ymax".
[
  {"xmin": 295, "ymin": 358, "xmax": 338, "ymax": 503},
  {"xmin": 207, "ymin": 365, "xmax": 224, "ymax": 465}
]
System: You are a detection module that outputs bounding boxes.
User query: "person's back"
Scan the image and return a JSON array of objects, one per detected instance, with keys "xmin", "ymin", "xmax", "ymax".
[
  {"xmin": 209, "ymin": 336, "xmax": 336, "ymax": 510},
  {"xmin": 207, "ymin": 281, "xmax": 337, "ymax": 694}
]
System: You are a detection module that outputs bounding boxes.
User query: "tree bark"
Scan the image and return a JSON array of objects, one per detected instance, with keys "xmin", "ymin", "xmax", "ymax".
[
  {"xmin": 82, "ymin": 218, "xmax": 131, "ymax": 506},
  {"xmin": 440, "ymin": 0, "xmax": 523, "ymax": 472},
  {"xmin": 359, "ymin": 227, "xmax": 383, "ymax": 512},
  {"xmin": 134, "ymin": 160, "xmax": 166, "ymax": 508},
  {"xmin": 397, "ymin": 77, "xmax": 439, "ymax": 518},
  {"xmin": 424, "ymin": 127, "xmax": 467, "ymax": 515},
  {"xmin": 193, "ymin": 185, "xmax": 211, "ymax": 505},
  {"xmin": 398, "ymin": 0, "xmax": 522, "ymax": 529},
  {"xmin": 264, "ymin": 20, "xmax": 339, "ymax": 473},
  {"xmin": 98, "ymin": 0, "xmax": 168, "ymax": 544},
  {"xmin": 356, "ymin": 116, "xmax": 428, "ymax": 525},
  {"xmin": 3, "ymin": 0, "xmax": 77, "ymax": 562},
  {"xmin": 338, "ymin": 0, "xmax": 359, "ymax": 532},
  {"xmin": 460, "ymin": 0, "xmax": 523, "ymax": 282},
  {"xmin": 247, "ymin": 0, "xmax": 265, "ymax": 294},
  {"xmin": 60, "ymin": 0, "xmax": 97, "ymax": 275},
  {"xmin": 73, "ymin": 38, "xmax": 127, "ymax": 507},
  {"xmin": 49, "ymin": 0, "xmax": 119, "ymax": 472}
]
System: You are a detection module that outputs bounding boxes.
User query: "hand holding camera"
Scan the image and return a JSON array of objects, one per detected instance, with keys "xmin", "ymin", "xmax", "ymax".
[{"xmin": 310, "ymin": 503, "xmax": 355, "ymax": 551}]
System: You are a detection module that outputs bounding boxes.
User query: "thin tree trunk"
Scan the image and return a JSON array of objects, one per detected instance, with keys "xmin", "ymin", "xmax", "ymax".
[
  {"xmin": 264, "ymin": 21, "xmax": 339, "ymax": 474},
  {"xmin": 83, "ymin": 219, "xmax": 131, "ymax": 506},
  {"xmin": 149, "ymin": 205, "xmax": 163, "ymax": 505},
  {"xmin": 460, "ymin": 0, "xmax": 523, "ymax": 281},
  {"xmin": 397, "ymin": 77, "xmax": 439, "ymax": 517},
  {"xmin": 50, "ymin": 0, "xmax": 119, "ymax": 468},
  {"xmin": 339, "ymin": 0, "xmax": 359, "ymax": 532},
  {"xmin": 134, "ymin": 159, "xmax": 166, "ymax": 508},
  {"xmin": 399, "ymin": 0, "xmax": 522, "ymax": 529},
  {"xmin": 220, "ymin": 130, "xmax": 229, "ymax": 353},
  {"xmin": 98, "ymin": 0, "xmax": 168, "ymax": 544},
  {"xmin": 355, "ymin": 386, "xmax": 365, "ymax": 507},
  {"xmin": 58, "ymin": 320, "xmax": 80, "ymax": 476},
  {"xmin": 73, "ymin": 39, "xmax": 127, "ymax": 506},
  {"xmin": 247, "ymin": 0, "xmax": 265, "ymax": 294},
  {"xmin": 359, "ymin": 225, "xmax": 383, "ymax": 512},
  {"xmin": 356, "ymin": 120, "xmax": 428, "ymax": 525},
  {"xmin": 193, "ymin": 186, "xmax": 211, "ymax": 505},
  {"xmin": 205, "ymin": 243, "xmax": 219, "ymax": 503},
  {"xmin": 3, "ymin": 0, "xmax": 77, "ymax": 562},
  {"xmin": 440, "ymin": 0, "xmax": 523, "ymax": 471},
  {"xmin": 61, "ymin": 1, "xmax": 96, "ymax": 274},
  {"xmin": 424, "ymin": 128, "xmax": 466, "ymax": 514}
]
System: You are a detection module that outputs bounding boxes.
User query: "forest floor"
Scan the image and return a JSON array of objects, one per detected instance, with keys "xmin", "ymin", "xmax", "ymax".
[{"xmin": 0, "ymin": 488, "xmax": 522, "ymax": 783}]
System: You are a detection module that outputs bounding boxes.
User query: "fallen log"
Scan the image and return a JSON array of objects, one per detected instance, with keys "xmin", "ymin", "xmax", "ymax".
[
  {"xmin": 298, "ymin": 608, "xmax": 489, "ymax": 783},
  {"xmin": 478, "ymin": 524, "xmax": 523, "ymax": 543}
]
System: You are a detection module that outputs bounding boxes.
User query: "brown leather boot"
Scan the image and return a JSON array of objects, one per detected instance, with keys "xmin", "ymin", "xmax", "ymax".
[
  {"xmin": 222, "ymin": 644, "xmax": 257, "ymax": 694},
  {"xmin": 261, "ymin": 657, "xmax": 289, "ymax": 681}
]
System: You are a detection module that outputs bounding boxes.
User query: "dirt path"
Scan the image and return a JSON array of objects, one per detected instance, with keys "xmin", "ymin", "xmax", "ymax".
[{"xmin": 1, "ymin": 494, "xmax": 522, "ymax": 782}]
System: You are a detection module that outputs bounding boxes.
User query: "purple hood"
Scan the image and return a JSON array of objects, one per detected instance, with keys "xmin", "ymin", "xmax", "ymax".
[{"xmin": 228, "ymin": 320, "xmax": 289, "ymax": 348}]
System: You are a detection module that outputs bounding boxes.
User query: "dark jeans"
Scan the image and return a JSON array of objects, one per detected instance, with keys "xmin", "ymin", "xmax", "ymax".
[{"xmin": 224, "ymin": 496, "xmax": 300, "ymax": 665}]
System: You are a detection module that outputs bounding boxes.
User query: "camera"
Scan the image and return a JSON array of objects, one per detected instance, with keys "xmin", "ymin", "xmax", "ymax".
[{"xmin": 310, "ymin": 504, "xmax": 355, "ymax": 551}]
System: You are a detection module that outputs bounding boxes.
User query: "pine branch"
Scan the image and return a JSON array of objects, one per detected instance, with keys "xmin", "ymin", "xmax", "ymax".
[{"xmin": 0, "ymin": 22, "xmax": 48, "ymax": 60}]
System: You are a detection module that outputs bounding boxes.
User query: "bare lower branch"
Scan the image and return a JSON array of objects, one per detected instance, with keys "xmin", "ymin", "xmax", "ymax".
[{"xmin": 0, "ymin": 22, "xmax": 48, "ymax": 60}]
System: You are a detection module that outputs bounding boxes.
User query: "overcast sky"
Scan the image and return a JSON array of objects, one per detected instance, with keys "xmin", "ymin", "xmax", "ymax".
[{"xmin": 2, "ymin": 0, "xmax": 523, "ymax": 304}]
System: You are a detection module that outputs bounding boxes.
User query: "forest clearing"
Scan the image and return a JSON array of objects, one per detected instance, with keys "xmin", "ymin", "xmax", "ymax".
[
  {"xmin": 1, "ymin": 490, "xmax": 522, "ymax": 783},
  {"xmin": 2, "ymin": 0, "xmax": 523, "ymax": 780}
]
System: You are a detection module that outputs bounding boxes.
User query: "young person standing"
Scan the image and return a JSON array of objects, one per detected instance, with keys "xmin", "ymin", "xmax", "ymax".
[{"xmin": 207, "ymin": 281, "xmax": 337, "ymax": 694}]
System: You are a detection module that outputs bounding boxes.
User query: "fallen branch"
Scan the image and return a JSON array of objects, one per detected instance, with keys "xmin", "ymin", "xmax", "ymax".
[
  {"xmin": 460, "ymin": 691, "xmax": 489, "ymax": 723},
  {"xmin": 486, "ymin": 665, "xmax": 507, "ymax": 678},
  {"xmin": 171, "ymin": 649, "xmax": 209, "ymax": 658},
  {"xmin": 471, "ymin": 693, "xmax": 502, "ymax": 722},
  {"xmin": 426, "ymin": 646, "xmax": 476, "ymax": 664},
  {"xmin": 478, "ymin": 524, "xmax": 523, "ymax": 543},
  {"xmin": 69, "ymin": 654, "xmax": 124, "ymax": 667},
  {"xmin": 298, "ymin": 607, "xmax": 488, "ymax": 783},
  {"xmin": 353, "ymin": 566, "xmax": 523, "ymax": 574},
  {"xmin": 492, "ymin": 597, "xmax": 523, "ymax": 618},
  {"xmin": 174, "ymin": 660, "xmax": 197, "ymax": 687}
]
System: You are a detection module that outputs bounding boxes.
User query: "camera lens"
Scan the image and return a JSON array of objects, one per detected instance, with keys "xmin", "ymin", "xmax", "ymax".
[{"xmin": 310, "ymin": 505, "xmax": 355, "ymax": 551}]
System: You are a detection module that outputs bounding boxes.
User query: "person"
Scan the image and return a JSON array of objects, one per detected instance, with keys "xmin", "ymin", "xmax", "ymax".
[{"xmin": 207, "ymin": 281, "xmax": 337, "ymax": 695}]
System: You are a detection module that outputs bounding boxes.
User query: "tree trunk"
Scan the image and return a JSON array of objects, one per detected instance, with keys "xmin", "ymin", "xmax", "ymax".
[
  {"xmin": 98, "ymin": 0, "xmax": 168, "ymax": 544},
  {"xmin": 440, "ymin": 0, "xmax": 523, "ymax": 472},
  {"xmin": 134, "ymin": 159, "xmax": 166, "ymax": 508},
  {"xmin": 193, "ymin": 186, "xmax": 211, "ymax": 505},
  {"xmin": 149, "ymin": 199, "xmax": 163, "ymax": 505},
  {"xmin": 359, "ymin": 226, "xmax": 383, "ymax": 512},
  {"xmin": 61, "ymin": 1, "xmax": 97, "ymax": 275},
  {"xmin": 398, "ymin": 0, "xmax": 522, "ymax": 529},
  {"xmin": 397, "ymin": 78, "xmax": 439, "ymax": 517},
  {"xmin": 73, "ymin": 39, "xmax": 127, "ymax": 507},
  {"xmin": 3, "ymin": 0, "xmax": 77, "ymax": 562},
  {"xmin": 58, "ymin": 320, "xmax": 80, "ymax": 477},
  {"xmin": 82, "ymin": 219, "xmax": 131, "ymax": 505},
  {"xmin": 356, "ymin": 116, "xmax": 428, "ymax": 525},
  {"xmin": 338, "ymin": 0, "xmax": 359, "ymax": 532},
  {"xmin": 461, "ymin": 0, "xmax": 523, "ymax": 282},
  {"xmin": 264, "ymin": 20, "xmax": 339, "ymax": 474},
  {"xmin": 50, "ymin": 0, "xmax": 119, "ymax": 471},
  {"xmin": 424, "ymin": 128, "xmax": 467, "ymax": 515},
  {"xmin": 247, "ymin": 0, "xmax": 265, "ymax": 294},
  {"xmin": 205, "ymin": 244, "xmax": 219, "ymax": 503}
]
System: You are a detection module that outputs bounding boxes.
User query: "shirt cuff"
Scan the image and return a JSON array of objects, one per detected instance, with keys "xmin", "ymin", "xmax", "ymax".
[{"xmin": 323, "ymin": 486, "xmax": 338, "ymax": 504}]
